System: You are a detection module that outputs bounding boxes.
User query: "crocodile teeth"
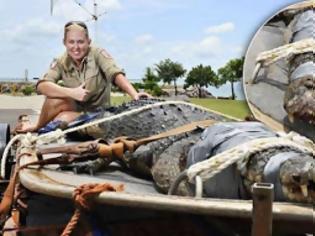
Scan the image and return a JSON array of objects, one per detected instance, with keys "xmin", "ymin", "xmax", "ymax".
[
  {"xmin": 288, "ymin": 114, "xmax": 295, "ymax": 123},
  {"xmin": 301, "ymin": 185, "xmax": 308, "ymax": 198}
]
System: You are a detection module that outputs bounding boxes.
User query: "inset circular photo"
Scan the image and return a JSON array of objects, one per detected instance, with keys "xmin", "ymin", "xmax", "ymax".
[{"xmin": 243, "ymin": 1, "xmax": 315, "ymax": 140}]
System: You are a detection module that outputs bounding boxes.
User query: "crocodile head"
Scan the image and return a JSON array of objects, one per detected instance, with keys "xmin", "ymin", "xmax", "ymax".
[
  {"xmin": 279, "ymin": 154, "xmax": 315, "ymax": 203},
  {"xmin": 284, "ymin": 76, "xmax": 315, "ymax": 125}
]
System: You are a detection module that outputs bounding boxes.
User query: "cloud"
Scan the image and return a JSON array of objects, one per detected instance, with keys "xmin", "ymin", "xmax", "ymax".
[
  {"xmin": 205, "ymin": 22, "xmax": 235, "ymax": 34},
  {"xmin": 0, "ymin": 19, "xmax": 60, "ymax": 45},
  {"xmin": 171, "ymin": 36, "xmax": 222, "ymax": 58},
  {"xmin": 134, "ymin": 34, "xmax": 154, "ymax": 45},
  {"xmin": 233, "ymin": 46, "xmax": 244, "ymax": 54},
  {"xmin": 197, "ymin": 36, "xmax": 222, "ymax": 56},
  {"xmin": 124, "ymin": 0, "xmax": 184, "ymax": 10},
  {"xmin": 97, "ymin": 0, "xmax": 122, "ymax": 11},
  {"xmin": 97, "ymin": 31, "xmax": 116, "ymax": 44},
  {"xmin": 143, "ymin": 46, "xmax": 153, "ymax": 54}
]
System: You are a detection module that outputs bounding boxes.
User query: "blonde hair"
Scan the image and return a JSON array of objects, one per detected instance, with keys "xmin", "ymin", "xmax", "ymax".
[{"xmin": 64, "ymin": 21, "xmax": 89, "ymax": 40}]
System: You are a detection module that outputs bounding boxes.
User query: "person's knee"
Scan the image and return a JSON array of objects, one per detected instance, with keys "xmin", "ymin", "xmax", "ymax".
[{"xmin": 45, "ymin": 97, "xmax": 76, "ymax": 112}]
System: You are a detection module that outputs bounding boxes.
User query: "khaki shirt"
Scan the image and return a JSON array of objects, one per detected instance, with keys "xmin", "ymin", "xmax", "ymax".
[{"xmin": 39, "ymin": 46, "xmax": 124, "ymax": 111}]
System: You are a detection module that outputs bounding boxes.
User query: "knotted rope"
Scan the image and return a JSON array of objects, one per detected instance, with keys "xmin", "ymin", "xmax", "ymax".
[
  {"xmin": 61, "ymin": 183, "xmax": 124, "ymax": 236},
  {"xmin": 251, "ymin": 38, "xmax": 315, "ymax": 83},
  {"xmin": 186, "ymin": 133, "xmax": 315, "ymax": 183},
  {"xmin": 256, "ymin": 38, "xmax": 314, "ymax": 67}
]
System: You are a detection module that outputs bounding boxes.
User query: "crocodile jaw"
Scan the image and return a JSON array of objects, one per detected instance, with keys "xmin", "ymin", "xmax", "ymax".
[{"xmin": 280, "ymin": 156, "xmax": 315, "ymax": 203}]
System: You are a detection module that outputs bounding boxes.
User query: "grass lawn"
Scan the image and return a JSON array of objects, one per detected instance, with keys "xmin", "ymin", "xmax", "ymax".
[
  {"xmin": 111, "ymin": 96, "xmax": 251, "ymax": 120},
  {"xmin": 111, "ymin": 95, "xmax": 131, "ymax": 105},
  {"xmin": 190, "ymin": 98, "xmax": 251, "ymax": 120}
]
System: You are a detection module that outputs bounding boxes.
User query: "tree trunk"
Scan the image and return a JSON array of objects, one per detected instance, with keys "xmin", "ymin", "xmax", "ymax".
[
  {"xmin": 174, "ymin": 80, "xmax": 178, "ymax": 96},
  {"xmin": 230, "ymin": 81, "xmax": 235, "ymax": 100},
  {"xmin": 198, "ymin": 86, "xmax": 202, "ymax": 98}
]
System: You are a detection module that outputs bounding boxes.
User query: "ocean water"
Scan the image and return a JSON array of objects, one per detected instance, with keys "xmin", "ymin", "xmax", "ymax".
[
  {"xmin": 0, "ymin": 77, "xmax": 38, "ymax": 83},
  {"xmin": 207, "ymin": 81, "xmax": 245, "ymax": 100}
]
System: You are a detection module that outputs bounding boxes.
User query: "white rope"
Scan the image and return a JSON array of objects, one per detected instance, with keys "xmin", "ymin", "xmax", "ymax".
[
  {"xmin": 0, "ymin": 134, "xmax": 24, "ymax": 179},
  {"xmin": 285, "ymin": 0, "xmax": 315, "ymax": 11},
  {"xmin": 33, "ymin": 101, "xmax": 236, "ymax": 146},
  {"xmin": 277, "ymin": 130, "xmax": 315, "ymax": 150},
  {"xmin": 35, "ymin": 129, "xmax": 66, "ymax": 146},
  {"xmin": 63, "ymin": 101, "xmax": 236, "ymax": 134},
  {"xmin": 3, "ymin": 101, "xmax": 232, "ymax": 171},
  {"xmin": 1, "ymin": 100, "xmax": 230, "ymax": 178},
  {"xmin": 3, "ymin": 101, "xmax": 234, "ymax": 179},
  {"xmin": 0, "ymin": 130, "xmax": 66, "ymax": 178},
  {"xmin": 255, "ymin": 38, "xmax": 315, "ymax": 67},
  {"xmin": 186, "ymin": 136, "xmax": 315, "ymax": 183}
]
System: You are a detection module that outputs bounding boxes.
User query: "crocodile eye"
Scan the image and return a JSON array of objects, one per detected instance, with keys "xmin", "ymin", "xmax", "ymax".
[{"xmin": 292, "ymin": 174, "xmax": 301, "ymax": 183}]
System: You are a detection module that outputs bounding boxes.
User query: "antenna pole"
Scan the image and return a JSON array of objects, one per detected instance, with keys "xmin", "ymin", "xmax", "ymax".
[
  {"xmin": 70, "ymin": 0, "xmax": 106, "ymax": 43},
  {"xmin": 93, "ymin": 0, "xmax": 98, "ymax": 43},
  {"xmin": 50, "ymin": 0, "xmax": 54, "ymax": 15}
]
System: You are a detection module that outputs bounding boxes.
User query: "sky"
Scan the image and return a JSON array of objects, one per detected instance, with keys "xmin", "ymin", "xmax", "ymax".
[{"xmin": 0, "ymin": 0, "xmax": 300, "ymax": 99}]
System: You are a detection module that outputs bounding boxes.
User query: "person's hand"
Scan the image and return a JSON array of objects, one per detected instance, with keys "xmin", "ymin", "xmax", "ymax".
[
  {"xmin": 133, "ymin": 92, "xmax": 152, "ymax": 100},
  {"xmin": 71, "ymin": 82, "xmax": 90, "ymax": 101}
]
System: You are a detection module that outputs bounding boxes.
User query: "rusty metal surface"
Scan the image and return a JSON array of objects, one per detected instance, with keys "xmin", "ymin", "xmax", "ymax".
[{"xmin": 251, "ymin": 183, "xmax": 274, "ymax": 236}]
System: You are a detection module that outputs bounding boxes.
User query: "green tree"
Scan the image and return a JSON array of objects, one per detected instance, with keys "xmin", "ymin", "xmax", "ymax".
[
  {"xmin": 131, "ymin": 82, "xmax": 144, "ymax": 91},
  {"xmin": 141, "ymin": 67, "xmax": 163, "ymax": 97},
  {"xmin": 142, "ymin": 67, "xmax": 160, "ymax": 90},
  {"xmin": 184, "ymin": 64, "xmax": 218, "ymax": 98},
  {"xmin": 217, "ymin": 57, "xmax": 244, "ymax": 100},
  {"xmin": 155, "ymin": 59, "xmax": 186, "ymax": 95},
  {"xmin": 21, "ymin": 85, "xmax": 35, "ymax": 96}
]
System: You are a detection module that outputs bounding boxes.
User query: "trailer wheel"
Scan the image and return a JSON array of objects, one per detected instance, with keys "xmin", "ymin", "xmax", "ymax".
[{"xmin": 0, "ymin": 123, "xmax": 10, "ymax": 179}]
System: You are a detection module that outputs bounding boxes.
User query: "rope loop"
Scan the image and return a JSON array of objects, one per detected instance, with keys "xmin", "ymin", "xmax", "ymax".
[
  {"xmin": 36, "ymin": 129, "xmax": 66, "ymax": 146},
  {"xmin": 73, "ymin": 183, "xmax": 123, "ymax": 210},
  {"xmin": 186, "ymin": 136, "xmax": 315, "ymax": 184},
  {"xmin": 61, "ymin": 183, "xmax": 124, "ymax": 236}
]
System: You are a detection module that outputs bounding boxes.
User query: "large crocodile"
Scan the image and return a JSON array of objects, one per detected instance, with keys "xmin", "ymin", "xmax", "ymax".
[
  {"xmin": 59, "ymin": 98, "xmax": 231, "ymax": 175},
  {"xmin": 58, "ymin": 99, "xmax": 315, "ymax": 204}
]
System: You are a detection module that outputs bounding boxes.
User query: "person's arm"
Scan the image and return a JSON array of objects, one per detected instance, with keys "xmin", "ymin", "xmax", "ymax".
[
  {"xmin": 37, "ymin": 81, "xmax": 89, "ymax": 101},
  {"xmin": 95, "ymin": 48, "xmax": 151, "ymax": 100},
  {"xmin": 114, "ymin": 73, "xmax": 151, "ymax": 100},
  {"xmin": 114, "ymin": 73, "xmax": 138, "ymax": 99},
  {"xmin": 36, "ymin": 58, "xmax": 89, "ymax": 101}
]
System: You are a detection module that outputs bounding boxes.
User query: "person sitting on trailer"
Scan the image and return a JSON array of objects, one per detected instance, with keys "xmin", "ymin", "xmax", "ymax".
[{"xmin": 15, "ymin": 21, "xmax": 149, "ymax": 133}]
